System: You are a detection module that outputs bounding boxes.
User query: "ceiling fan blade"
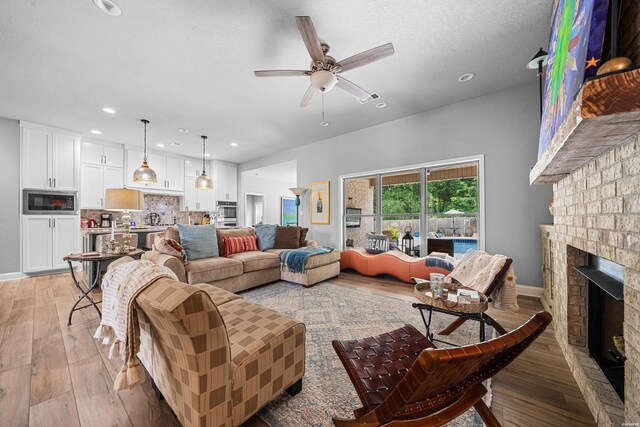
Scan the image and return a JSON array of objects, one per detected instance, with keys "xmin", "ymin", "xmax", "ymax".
[
  {"xmin": 300, "ymin": 85, "xmax": 319, "ymax": 108},
  {"xmin": 337, "ymin": 43, "xmax": 395, "ymax": 73},
  {"xmin": 295, "ymin": 16, "xmax": 325, "ymax": 64},
  {"xmin": 336, "ymin": 76, "xmax": 371, "ymax": 102},
  {"xmin": 254, "ymin": 70, "xmax": 310, "ymax": 77}
]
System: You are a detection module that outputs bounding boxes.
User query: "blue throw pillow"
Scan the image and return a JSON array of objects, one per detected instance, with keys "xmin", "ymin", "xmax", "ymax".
[
  {"xmin": 254, "ymin": 224, "xmax": 277, "ymax": 250},
  {"xmin": 176, "ymin": 224, "xmax": 218, "ymax": 260}
]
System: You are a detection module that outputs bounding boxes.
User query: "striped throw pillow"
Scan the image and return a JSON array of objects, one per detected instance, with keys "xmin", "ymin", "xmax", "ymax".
[{"xmin": 223, "ymin": 235, "xmax": 259, "ymax": 256}]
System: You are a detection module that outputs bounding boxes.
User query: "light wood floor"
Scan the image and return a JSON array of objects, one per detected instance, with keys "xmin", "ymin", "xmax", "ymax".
[{"xmin": 0, "ymin": 272, "xmax": 595, "ymax": 427}]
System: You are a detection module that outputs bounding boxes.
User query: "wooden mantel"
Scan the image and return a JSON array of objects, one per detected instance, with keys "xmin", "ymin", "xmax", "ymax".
[{"xmin": 530, "ymin": 68, "xmax": 640, "ymax": 185}]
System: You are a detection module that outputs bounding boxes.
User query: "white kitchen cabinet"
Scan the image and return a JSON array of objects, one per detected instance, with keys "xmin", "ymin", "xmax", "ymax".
[
  {"xmin": 80, "ymin": 141, "xmax": 124, "ymax": 209},
  {"xmin": 82, "ymin": 141, "xmax": 124, "ymax": 167},
  {"xmin": 214, "ymin": 162, "xmax": 238, "ymax": 202},
  {"xmin": 22, "ymin": 216, "xmax": 53, "ymax": 273},
  {"xmin": 102, "ymin": 144, "xmax": 124, "ymax": 167},
  {"xmin": 104, "ymin": 166, "xmax": 123, "ymax": 191},
  {"xmin": 127, "ymin": 149, "xmax": 183, "ymax": 192},
  {"xmin": 21, "ymin": 123, "xmax": 80, "ymax": 191},
  {"xmin": 22, "ymin": 215, "xmax": 79, "ymax": 273},
  {"xmin": 165, "ymin": 156, "xmax": 184, "ymax": 191},
  {"xmin": 184, "ymin": 159, "xmax": 202, "ymax": 178},
  {"xmin": 184, "ymin": 177, "xmax": 215, "ymax": 211},
  {"xmin": 80, "ymin": 163, "xmax": 124, "ymax": 209},
  {"xmin": 80, "ymin": 164, "xmax": 104, "ymax": 208},
  {"xmin": 81, "ymin": 141, "xmax": 103, "ymax": 165}
]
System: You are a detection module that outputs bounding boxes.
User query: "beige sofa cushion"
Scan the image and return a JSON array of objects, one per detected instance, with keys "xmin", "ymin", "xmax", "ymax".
[
  {"xmin": 186, "ymin": 257, "xmax": 243, "ymax": 284},
  {"xmin": 227, "ymin": 251, "xmax": 280, "ymax": 273},
  {"xmin": 264, "ymin": 248, "xmax": 340, "ymax": 269}
]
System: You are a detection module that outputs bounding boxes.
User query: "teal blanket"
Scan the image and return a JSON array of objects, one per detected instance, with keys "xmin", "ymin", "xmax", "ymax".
[{"xmin": 280, "ymin": 246, "xmax": 334, "ymax": 274}]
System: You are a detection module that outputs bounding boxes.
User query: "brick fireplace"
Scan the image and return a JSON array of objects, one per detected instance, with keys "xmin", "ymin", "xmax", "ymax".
[{"xmin": 544, "ymin": 131, "xmax": 640, "ymax": 425}]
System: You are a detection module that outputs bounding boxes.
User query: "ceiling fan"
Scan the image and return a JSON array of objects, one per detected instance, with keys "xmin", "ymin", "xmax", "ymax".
[{"xmin": 254, "ymin": 16, "xmax": 395, "ymax": 108}]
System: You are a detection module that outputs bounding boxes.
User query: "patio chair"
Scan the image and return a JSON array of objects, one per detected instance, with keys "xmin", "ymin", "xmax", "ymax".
[{"xmin": 331, "ymin": 310, "xmax": 552, "ymax": 427}]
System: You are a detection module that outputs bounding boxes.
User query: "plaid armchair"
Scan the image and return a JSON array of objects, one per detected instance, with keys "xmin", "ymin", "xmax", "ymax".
[{"xmin": 135, "ymin": 278, "xmax": 305, "ymax": 427}]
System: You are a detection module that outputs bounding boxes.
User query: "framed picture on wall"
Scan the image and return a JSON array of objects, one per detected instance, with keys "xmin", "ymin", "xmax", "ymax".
[
  {"xmin": 310, "ymin": 181, "xmax": 330, "ymax": 224},
  {"xmin": 345, "ymin": 208, "xmax": 361, "ymax": 228},
  {"xmin": 281, "ymin": 197, "xmax": 297, "ymax": 225}
]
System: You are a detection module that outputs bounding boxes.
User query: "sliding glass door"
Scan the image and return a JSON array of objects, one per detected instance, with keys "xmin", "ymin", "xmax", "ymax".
[
  {"xmin": 425, "ymin": 162, "xmax": 479, "ymax": 257},
  {"xmin": 341, "ymin": 157, "xmax": 482, "ymax": 257}
]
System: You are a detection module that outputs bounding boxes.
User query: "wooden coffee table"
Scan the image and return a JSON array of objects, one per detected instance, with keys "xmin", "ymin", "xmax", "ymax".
[{"xmin": 63, "ymin": 249, "xmax": 143, "ymax": 325}]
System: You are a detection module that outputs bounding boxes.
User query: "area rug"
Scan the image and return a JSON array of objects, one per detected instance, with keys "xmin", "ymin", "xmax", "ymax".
[{"xmin": 240, "ymin": 281, "xmax": 491, "ymax": 427}]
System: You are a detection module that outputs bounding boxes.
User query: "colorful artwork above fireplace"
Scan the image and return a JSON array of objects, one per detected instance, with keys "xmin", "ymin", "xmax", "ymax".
[{"xmin": 538, "ymin": 0, "xmax": 608, "ymax": 159}]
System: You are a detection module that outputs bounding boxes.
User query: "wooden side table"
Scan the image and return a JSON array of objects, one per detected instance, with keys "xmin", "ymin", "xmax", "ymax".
[
  {"xmin": 411, "ymin": 281, "xmax": 506, "ymax": 345},
  {"xmin": 63, "ymin": 249, "xmax": 143, "ymax": 325}
]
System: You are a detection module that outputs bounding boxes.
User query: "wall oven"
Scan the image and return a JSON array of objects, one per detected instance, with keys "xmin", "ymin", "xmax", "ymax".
[
  {"xmin": 216, "ymin": 201, "xmax": 237, "ymax": 227},
  {"xmin": 23, "ymin": 190, "xmax": 78, "ymax": 214}
]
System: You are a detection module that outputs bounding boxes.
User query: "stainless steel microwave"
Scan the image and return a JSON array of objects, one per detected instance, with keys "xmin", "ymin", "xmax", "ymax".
[{"xmin": 23, "ymin": 190, "xmax": 78, "ymax": 214}]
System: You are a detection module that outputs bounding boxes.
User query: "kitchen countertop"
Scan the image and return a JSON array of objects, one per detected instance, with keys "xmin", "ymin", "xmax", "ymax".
[{"xmin": 81, "ymin": 225, "xmax": 170, "ymax": 234}]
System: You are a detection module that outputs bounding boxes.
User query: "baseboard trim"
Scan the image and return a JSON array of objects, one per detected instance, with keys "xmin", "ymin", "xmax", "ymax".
[
  {"xmin": 0, "ymin": 272, "xmax": 26, "ymax": 282},
  {"xmin": 516, "ymin": 284, "xmax": 543, "ymax": 298}
]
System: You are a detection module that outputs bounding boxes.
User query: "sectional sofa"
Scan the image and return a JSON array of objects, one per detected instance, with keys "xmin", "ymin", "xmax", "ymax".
[{"xmin": 143, "ymin": 226, "xmax": 341, "ymax": 290}]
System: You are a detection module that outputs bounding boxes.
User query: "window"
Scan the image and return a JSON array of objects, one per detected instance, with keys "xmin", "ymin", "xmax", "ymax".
[{"xmin": 341, "ymin": 157, "xmax": 483, "ymax": 257}]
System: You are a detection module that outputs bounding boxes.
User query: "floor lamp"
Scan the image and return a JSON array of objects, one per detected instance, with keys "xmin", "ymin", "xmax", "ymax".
[{"xmin": 289, "ymin": 187, "xmax": 307, "ymax": 226}]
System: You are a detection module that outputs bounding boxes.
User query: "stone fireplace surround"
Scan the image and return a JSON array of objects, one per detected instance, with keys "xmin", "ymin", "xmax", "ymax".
[{"xmin": 545, "ymin": 131, "xmax": 640, "ymax": 425}]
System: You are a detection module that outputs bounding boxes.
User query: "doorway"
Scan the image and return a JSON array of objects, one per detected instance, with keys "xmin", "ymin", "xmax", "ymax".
[{"xmin": 245, "ymin": 193, "xmax": 265, "ymax": 226}]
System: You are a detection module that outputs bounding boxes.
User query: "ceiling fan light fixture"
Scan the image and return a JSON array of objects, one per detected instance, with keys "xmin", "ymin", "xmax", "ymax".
[{"xmin": 310, "ymin": 70, "xmax": 338, "ymax": 92}]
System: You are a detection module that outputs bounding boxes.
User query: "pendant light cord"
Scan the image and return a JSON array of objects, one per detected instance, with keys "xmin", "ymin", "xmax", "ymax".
[
  {"xmin": 201, "ymin": 136, "xmax": 207, "ymax": 173},
  {"xmin": 142, "ymin": 119, "xmax": 149, "ymax": 162}
]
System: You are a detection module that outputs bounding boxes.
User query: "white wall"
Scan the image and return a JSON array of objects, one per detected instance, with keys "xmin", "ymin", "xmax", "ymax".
[
  {"xmin": 238, "ymin": 173, "xmax": 296, "ymax": 226},
  {"xmin": 0, "ymin": 117, "xmax": 21, "ymax": 275},
  {"xmin": 239, "ymin": 82, "xmax": 552, "ymax": 286}
]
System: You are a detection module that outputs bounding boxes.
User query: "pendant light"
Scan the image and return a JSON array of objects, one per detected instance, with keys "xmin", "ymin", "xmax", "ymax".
[
  {"xmin": 195, "ymin": 135, "xmax": 213, "ymax": 190},
  {"xmin": 133, "ymin": 119, "xmax": 157, "ymax": 184}
]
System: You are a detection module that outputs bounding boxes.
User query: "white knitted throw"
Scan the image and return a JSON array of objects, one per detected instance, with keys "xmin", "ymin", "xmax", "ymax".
[
  {"xmin": 447, "ymin": 250, "xmax": 519, "ymax": 312},
  {"xmin": 93, "ymin": 259, "xmax": 178, "ymax": 390}
]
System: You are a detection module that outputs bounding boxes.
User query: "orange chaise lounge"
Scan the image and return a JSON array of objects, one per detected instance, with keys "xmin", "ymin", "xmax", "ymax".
[{"xmin": 340, "ymin": 247, "xmax": 452, "ymax": 284}]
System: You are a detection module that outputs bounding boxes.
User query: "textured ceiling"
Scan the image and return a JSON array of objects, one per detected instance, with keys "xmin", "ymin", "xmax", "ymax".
[{"xmin": 0, "ymin": 0, "xmax": 551, "ymax": 163}]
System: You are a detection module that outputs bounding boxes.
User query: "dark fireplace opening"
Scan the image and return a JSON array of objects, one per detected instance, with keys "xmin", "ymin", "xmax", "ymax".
[{"xmin": 576, "ymin": 255, "xmax": 625, "ymax": 402}]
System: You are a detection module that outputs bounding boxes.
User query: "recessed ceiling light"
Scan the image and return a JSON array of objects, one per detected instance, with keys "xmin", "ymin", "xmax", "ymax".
[
  {"xmin": 92, "ymin": 0, "xmax": 122, "ymax": 16},
  {"xmin": 458, "ymin": 73, "xmax": 475, "ymax": 82},
  {"xmin": 230, "ymin": 142, "xmax": 239, "ymax": 147},
  {"xmin": 169, "ymin": 142, "xmax": 182, "ymax": 147},
  {"xmin": 204, "ymin": 153, "xmax": 211, "ymax": 157},
  {"xmin": 102, "ymin": 107, "xmax": 116, "ymax": 114},
  {"xmin": 90, "ymin": 129, "xmax": 102, "ymax": 134},
  {"xmin": 320, "ymin": 121, "xmax": 331, "ymax": 127},
  {"xmin": 177, "ymin": 128, "xmax": 189, "ymax": 134},
  {"xmin": 156, "ymin": 143, "xmax": 165, "ymax": 147},
  {"xmin": 376, "ymin": 102, "xmax": 387, "ymax": 109}
]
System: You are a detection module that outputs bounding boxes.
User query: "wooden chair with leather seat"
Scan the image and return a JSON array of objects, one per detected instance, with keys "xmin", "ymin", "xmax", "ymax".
[{"xmin": 331, "ymin": 311, "xmax": 552, "ymax": 427}]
